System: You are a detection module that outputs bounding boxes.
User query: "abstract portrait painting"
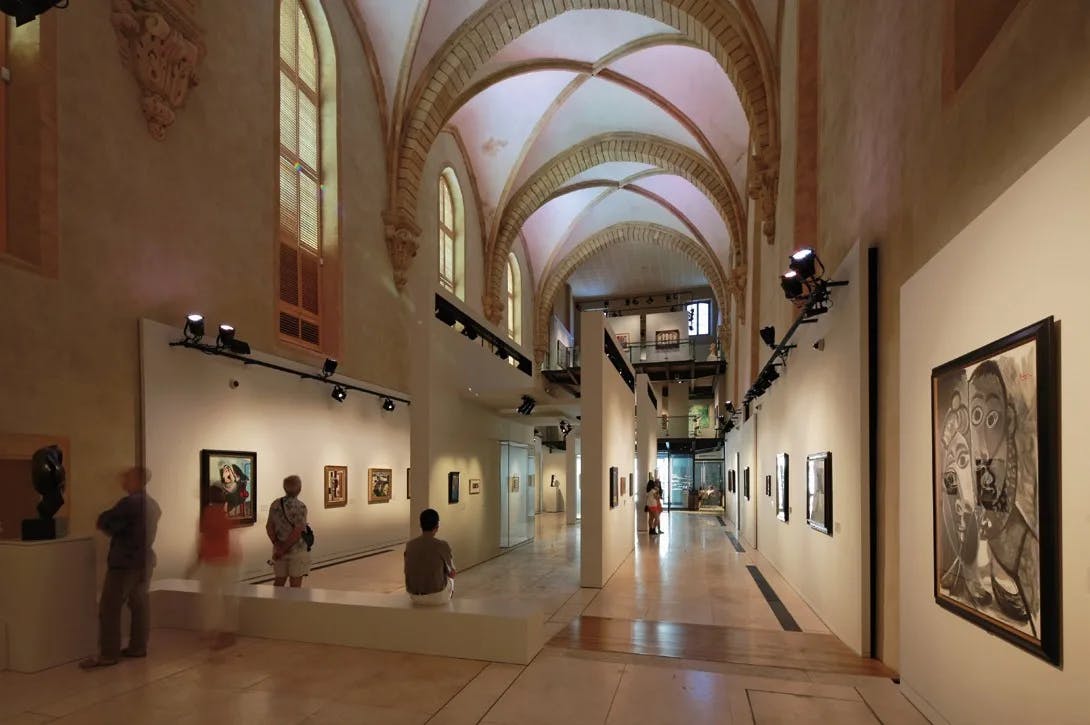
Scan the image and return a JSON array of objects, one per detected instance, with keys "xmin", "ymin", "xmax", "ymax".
[
  {"xmin": 201, "ymin": 450, "xmax": 256, "ymax": 526},
  {"xmin": 743, "ymin": 467, "xmax": 750, "ymax": 501},
  {"xmin": 324, "ymin": 465, "xmax": 347, "ymax": 508},
  {"xmin": 776, "ymin": 453, "xmax": 789, "ymax": 523},
  {"xmin": 931, "ymin": 317, "xmax": 1059, "ymax": 664},
  {"xmin": 806, "ymin": 452, "xmax": 831, "ymax": 535},
  {"xmin": 368, "ymin": 468, "xmax": 392, "ymax": 503},
  {"xmin": 448, "ymin": 471, "xmax": 460, "ymax": 504},
  {"xmin": 609, "ymin": 466, "xmax": 619, "ymax": 509}
]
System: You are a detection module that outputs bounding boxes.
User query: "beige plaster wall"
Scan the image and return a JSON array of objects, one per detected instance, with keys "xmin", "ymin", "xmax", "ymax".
[
  {"xmin": 0, "ymin": 1, "xmax": 399, "ymax": 574},
  {"xmin": 900, "ymin": 118, "xmax": 1090, "ymax": 723}
]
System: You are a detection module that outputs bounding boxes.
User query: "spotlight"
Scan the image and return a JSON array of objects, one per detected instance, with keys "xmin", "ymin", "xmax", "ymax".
[
  {"xmin": 646, "ymin": 296, "xmax": 653, "ymax": 304},
  {"xmin": 781, "ymin": 270, "xmax": 805, "ymax": 301},
  {"xmin": 813, "ymin": 338, "xmax": 826, "ymax": 352},
  {"xmin": 759, "ymin": 326, "xmax": 776, "ymax": 349},
  {"xmin": 724, "ymin": 401, "xmax": 735, "ymax": 415},
  {"xmin": 497, "ymin": 348, "xmax": 509, "ymax": 361},
  {"xmin": 331, "ymin": 385, "xmax": 347, "ymax": 403},
  {"xmin": 183, "ymin": 313, "xmax": 205, "ymax": 341},
  {"xmin": 764, "ymin": 366, "xmax": 781, "ymax": 383},
  {"xmin": 516, "ymin": 395, "xmax": 536, "ymax": 415},
  {"xmin": 322, "ymin": 358, "xmax": 338, "ymax": 377},
  {"xmin": 461, "ymin": 326, "xmax": 478, "ymax": 340},
  {"xmin": 436, "ymin": 303, "xmax": 457, "ymax": 327},
  {"xmin": 788, "ymin": 248, "xmax": 820, "ymax": 280},
  {"xmin": 382, "ymin": 397, "xmax": 395, "ymax": 411},
  {"xmin": 216, "ymin": 324, "xmax": 236, "ymax": 348}
]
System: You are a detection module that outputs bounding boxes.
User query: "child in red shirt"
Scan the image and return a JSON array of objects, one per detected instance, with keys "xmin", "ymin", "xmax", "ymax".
[{"xmin": 196, "ymin": 486, "xmax": 239, "ymax": 649}]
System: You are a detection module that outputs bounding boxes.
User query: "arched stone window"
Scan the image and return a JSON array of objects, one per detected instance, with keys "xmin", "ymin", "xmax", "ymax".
[
  {"xmin": 438, "ymin": 167, "xmax": 465, "ymax": 299},
  {"xmin": 506, "ymin": 252, "xmax": 522, "ymax": 344}
]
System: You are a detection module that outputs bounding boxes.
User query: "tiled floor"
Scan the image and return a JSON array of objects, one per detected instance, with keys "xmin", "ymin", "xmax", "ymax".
[{"xmin": 0, "ymin": 513, "xmax": 929, "ymax": 724}]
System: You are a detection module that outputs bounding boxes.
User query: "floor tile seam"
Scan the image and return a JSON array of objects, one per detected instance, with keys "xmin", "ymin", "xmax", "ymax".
[
  {"xmin": 602, "ymin": 662, "xmax": 628, "ymax": 722},
  {"xmin": 472, "ymin": 658, "xmax": 539, "ymax": 725},
  {"xmin": 853, "ymin": 685, "xmax": 888, "ymax": 724},
  {"xmin": 421, "ymin": 659, "xmax": 492, "ymax": 724},
  {"xmin": 743, "ymin": 686, "xmax": 864, "ymax": 704}
]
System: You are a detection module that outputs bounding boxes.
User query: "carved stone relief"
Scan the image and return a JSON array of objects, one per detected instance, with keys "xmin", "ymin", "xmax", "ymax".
[{"xmin": 382, "ymin": 210, "xmax": 421, "ymax": 291}]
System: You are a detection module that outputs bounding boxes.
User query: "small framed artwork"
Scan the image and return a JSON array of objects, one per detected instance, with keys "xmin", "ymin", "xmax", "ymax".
[
  {"xmin": 510, "ymin": 475, "xmax": 520, "ymax": 492},
  {"xmin": 776, "ymin": 453, "xmax": 789, "ymax": 523},
  {"xmin": 469, "ymin": 478, "xmax": 482, "ymax": 494},
  {"xmin": 549, "ymin": 474, "xmax": 559, "ymax": 488},
  {"xmin": 727, "ymin": 469, "xmax": 735, "ymax": 493},
  {"xmin": 743, "ymin": 467, "xmax": 750, "ymax": 500},
  {"xmin": 368, "ymin": 468, "xmax": 392, "ymax": 503},
  {"xmin": 448, "ymin": 471, "xmax": 460, "ymax": 504},
  {"xmin": 200, "ymin": 449, "xmax": 257, "ymax": 526},
  {"xmin": 931, "ymin": 317, "xmax": 1059, "ymax": 664},
  {"xmin": 615, "ymin": 333, "xmax": 630, "ymax": 351},
  {"xmin": 655, "ymin": 329, "xmax": 680, "ymax": 349},
  {"xmin": 406, "ymin": 467, "xmax": 411, "ymax": 500},
  {"xmin": 324, "ymin": 465, "xmax": 348, "ymax": 508},
  {"xmin": 609, "ymin": 466, "xmax": 619, "ymax": 509},
  {"xmin": 765, "ymin": 475, "xmax": 772, "ymax": 498},
  {"xmin": 806, "ymin": 452, "xmax": 832, "ymax": 535},
  {"xmin": 621, "ymin": 474, "xmax": 627, "ymax": 496}
]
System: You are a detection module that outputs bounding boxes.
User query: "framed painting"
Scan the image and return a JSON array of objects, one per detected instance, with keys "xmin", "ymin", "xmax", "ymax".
[
  {"xmin": 448, "ymin": 471, "xmax": 460, "ymax": 504},
  {"xmin": 776, "ymin": 453, "xmax": 789, "ymax": 522},
  {"xmin": 615, "ymin": 333, "xmax": 630, "ymax": 351},
  {"xmin": 201, "ymin": 450, "xmax": 256, "ymax": 526},
  {"xmin": 323, "ymin": 465, "xmax": 347, "ymax": 508},
  {"xmin": 655, "ymin": 329, "xmax": 680, "ymax": 350},
  {"xmin": 806, "ymin": 452, "xmax": 832, "ymax": 535},
  {"xmin": 406, "ymin": 467, "xmax": 411, "ymax": 500},
  {"xmin": 368, "ymin": 468, "xmax": 392, "ymax": 504},
  {"xmin": 469, "ymin": 478, "xmax": 481, "ymax": 494},
  {"xmin": 743, "ymin": 467, "xmax": 750, "ymax": 500},
  {"xmin": 931, "ymin": 317, "xmax": 1059, "ymax": 665},
  {"xmin": 609, "ymin": 466, "xmax": 619, "ymax": 509},
  {"xmin": 510, "ymin": 475, "xmax": 520, "ymax": 493},
  {"xmin": 727, "ymin": 469, "xmax": 735, "ymax": 493},
  {"xmin": 765, "ymin": 475, "xmax": 772, "ymax": 497}
]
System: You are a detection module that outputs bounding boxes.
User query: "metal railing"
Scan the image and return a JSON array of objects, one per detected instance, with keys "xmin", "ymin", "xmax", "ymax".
[
  {"xmin": 545, "ymin": 338, "xmax": 721, "ymax": 371},
  {"xmin": 658, "ymin": 414, "xmax": 719, "ymax": 439}
]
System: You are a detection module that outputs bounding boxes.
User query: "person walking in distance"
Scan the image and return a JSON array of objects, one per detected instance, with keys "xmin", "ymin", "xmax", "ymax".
[
  {"xmin": 80, "ymin": 467, "xmax": 161, "ymax": 669},
  {"xmin": 266, "ymin": 475, "xmax": 310, "ymax": 587}
]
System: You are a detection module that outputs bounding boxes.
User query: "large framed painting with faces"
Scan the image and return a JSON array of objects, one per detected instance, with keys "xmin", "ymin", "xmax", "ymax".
[
  {"xmin": 200, "ymin": 449, "xmax": 256, "ymax": 526},
  {"xmin": 930, "ymin": 317, "xmax": 1060, "ymax": 665},
  {"xmin": 368, "ymin": 468, "xmax": 392, "ymax": 503}
]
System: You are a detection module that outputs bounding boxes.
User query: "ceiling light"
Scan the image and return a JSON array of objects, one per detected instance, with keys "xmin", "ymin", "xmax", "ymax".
[
  {"xmin": 461, "ymin": 326, "xmax": 478, "ymax": 340},
  {"xmin": 322, "ymin": 358, "xmax": 338, "ymax": 377},
  {"xmin": 331, "ymin": 385, "xmax": 347, "ymax": 403},
  {"xmin": 759, "ymin": 326, "xmax": 776, "ymax": 349},
  {"xmin": 382, "ymin": 397, "xmax": 395, "ymax": 411},
  {"xmin": 646, "ymin": 296, "xmax": 653, "ymax": 304},
  {"xmin": 216, "ymin": 324, "xmax": 235, "ymax": 348},
  {"xmin": 788, "ymin": 248, "xmax": 820, "ymax": 280},
  {"xmin": 436, "ymin": 304, "xmax": 457, "ymax": 327},
  {"xmin": 781, "ymin": 271, "xmax": 805, "ymax": 301},
  {"xmin": 497, "ymin": 348, "xmax": 509, "ymax": 360},
  {"xmin": 183, "ymin": 313, "xmax": 205, "ymax": 341}
]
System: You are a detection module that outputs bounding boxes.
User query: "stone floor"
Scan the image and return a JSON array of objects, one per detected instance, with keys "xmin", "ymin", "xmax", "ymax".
[{"xmin": 0, "ymin": 512, "xmax": 930, "ymax": 724}]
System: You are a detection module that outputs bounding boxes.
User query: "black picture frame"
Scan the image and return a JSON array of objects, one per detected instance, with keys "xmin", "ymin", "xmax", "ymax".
[
  {"xmin": 765, "ymin": 475, "xmax": 772, "ymax": 497},
  {"xmin": 200, "ymin": 449, "xmax": 257, "ymax": 526},
  {"xmin": 609, "ymin": 466, "xmax": 619, "ymax": 509},
  {"xmin": 448, "ymin": 471, "xmax": 460, "ymax": 504},
  {"xmin": 776, "ymin": 453, "xmax": 789, "ymax": 523},
  {"xmin": 743, "ymin": 467, "xmax": 750, "ymax": 500},
  {"xmin": 930, "ymin": 316, "xmax": 1060, "ymax": 666},
  {"xmin": 727, "ymin": 469, "xmax": 735, "ymax": 493},
  {"xmin": 806, "ymin": 452, "xmax": 831, "ymax": 535}
]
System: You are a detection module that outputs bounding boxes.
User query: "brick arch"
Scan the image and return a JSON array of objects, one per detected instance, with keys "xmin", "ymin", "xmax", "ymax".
[
  {"xmin": 484, "ymin": 132, "xmax": 743, "ymax": 323},
  {"xmin": 534, "ymin": 223, "xmax": 730, "ymax": 363},
  {"xmin": 385, "ymin": 0, "xmax": 777, "ymax": 290}
]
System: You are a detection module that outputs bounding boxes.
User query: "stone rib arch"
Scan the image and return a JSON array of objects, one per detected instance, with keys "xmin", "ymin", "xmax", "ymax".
[
  {"xmin": 484, "ymin": 132, "xmax": 744, "ymax": 322},
  {"xmin": 385, "ymin": 0, "xmax": 777, "ymax": 289},
  {"xmin": 534, "ymin": 223, "xmax": 730, "ymax": 364}
]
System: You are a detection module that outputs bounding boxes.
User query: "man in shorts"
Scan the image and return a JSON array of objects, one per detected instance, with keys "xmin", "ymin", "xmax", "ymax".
[
  {"xmin": 266, "ymin": 475, "xmax": 310, "ymax": 587},
  {"xmin": 404, "ymin": 508, "xmax": 455, "ymax": 605}
]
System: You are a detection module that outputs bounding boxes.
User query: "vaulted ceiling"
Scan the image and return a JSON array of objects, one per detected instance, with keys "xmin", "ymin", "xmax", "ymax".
[{"xmin": 355, "ymin": 0, "xmax": 781, "ymax": 349}]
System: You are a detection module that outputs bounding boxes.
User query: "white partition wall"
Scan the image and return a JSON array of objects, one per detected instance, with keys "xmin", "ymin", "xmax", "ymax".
[
  {"xmin": 635, "ymin": 373, "xmax": 657, "ymax": 533},
  {"xmin": 899, "ymin": 118, "xmax": 1090, "ymax": 724},
  {"xmin": 565, "ymin": 436, "xmax": 580, "ymax": 525},
  {"xmin": 580, "ymin": 312, "xmax": 636, "ymax": 588},
  {"xmin": 140, "ymin": 319, "xmax": 411, "ymax": 581}
]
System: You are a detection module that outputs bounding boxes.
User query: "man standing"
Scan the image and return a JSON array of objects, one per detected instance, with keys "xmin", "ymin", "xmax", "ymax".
[
  {"xmin": 404, "ymin": 508, "xmax": 456, "ymax": 605},
  {"xmin": 266, "ymin": 475, "xmax": 310, "ymax": 587},
  {"xmin": 80, "ymin": 466, "xmax": 161, "ymax": 669}
]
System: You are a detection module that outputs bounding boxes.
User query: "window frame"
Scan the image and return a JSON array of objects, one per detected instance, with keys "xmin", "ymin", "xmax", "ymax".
[
  {"xmin": 438, "ymin": 173, "xmax": 456, "ymax": 294},
  {"xmin": 686, "ymin": 300, "xmax": 711, "ymax": 337},
  {"xmin": 506, "ymin": 252, "xmax": 522, "ymax": 345}
]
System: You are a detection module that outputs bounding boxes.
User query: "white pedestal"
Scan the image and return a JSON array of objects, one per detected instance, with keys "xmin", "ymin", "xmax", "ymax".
[{"xmin": 0, "ymin": 536, "xmax": 97, "ymax": 672}]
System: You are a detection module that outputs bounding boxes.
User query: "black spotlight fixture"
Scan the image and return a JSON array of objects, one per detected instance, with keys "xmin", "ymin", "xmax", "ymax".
[
  {"xmin": 216, "ymin": 324, "xmax": 236, "ymax": 348},
  {"xmin": 788, "ymin": 247, "xmax": 822, "ymax": 280},
  {"xmin": 516, "ymin": 395, "xmax": 536, "ymax": 415},
  {"xmin": 764, "ymin": 365, "xmax": 781, "ymax": 383},
  {"xmin": 781, "ymin": 270, "xmax": 806, "ymax": 301},
  {"xmin": 497, "ymin": 348, "xmax": 509, "ymax": 361},
  {"xmin": 331, "ymin": 385, "xmax": 347, "ymax": 403},
  {"xmin": 436, "ymin": 303, "xmax": 457, "ymax": 327},
  {"xmin": 759, "ymin": 326, "xmax": 776, "ymax": 349},
  {"xmin": 0, "ymin": 0, "xmax": 67, "ymax": 27},
  {"xmin": 322, "ymin": 358, "xmax": 338, "ymax": 378},
  {"xmin": 646, "ymin": 296, "xmax": 653, "ymax": 304},
  {"xmin": 183, "ymin": 313, "xmax": 205, "ymax": 341},
  {"xmin": 382, "ymin": 397, "xmax": 395, "ymax": 411},
  {"xmin": 461, "ymin": 326, "xmax": 478, "ymax": 341}
]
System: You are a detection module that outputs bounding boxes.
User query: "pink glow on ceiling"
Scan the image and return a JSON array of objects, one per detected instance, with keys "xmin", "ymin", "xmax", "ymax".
[
  {"xmin": 548, "ymin": 189, "xmax": 697, "ymax": 275},
  {"xmin": 489, "ymin": 10, "xmax": 677, "ymax": 67},
  {"xmin": 608, "ymin": 45, "xmax": 750, "ymax": 188},
  {"xmin": 449, "ymin": 71, "xmax": 577, "ymax": 212},
  {"xmin": 515, "ymin": 77, "xmax": 706, "ymax": 190},
  {"xmin": 564, "ymin": 162, "xmax": 657, "ymax": 187},
  {"xmin": 567, "ymin": 241, "xmax": 707, "ymax": 299},
  {"xmin": 522, "ymin": 187, "xmax": 606, "ymax": 280},
  {"xmin": 355, "ymin": 0, "xmax": 426, "ymax": 112},
  {"xmin": 409, "ymin": 0, "xmax": 490, "ymax": 92},
  {"xmin": 632, "ymin": 174, "xmax": 731, "ymax": 262}
]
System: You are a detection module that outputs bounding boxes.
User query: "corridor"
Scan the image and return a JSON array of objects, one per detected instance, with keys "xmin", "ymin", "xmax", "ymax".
[{"xmin": 0, "ymin": 513, "xmax": 928, "ymax": 724}]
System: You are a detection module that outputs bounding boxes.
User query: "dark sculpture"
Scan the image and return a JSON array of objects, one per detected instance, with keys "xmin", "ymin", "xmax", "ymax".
[{"xmin": 22, "ymin": 445, "xmax": 66, "ymax": 541}]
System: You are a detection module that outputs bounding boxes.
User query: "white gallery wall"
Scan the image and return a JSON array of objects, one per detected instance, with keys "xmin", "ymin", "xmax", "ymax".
[
  {"xmin": 635, "ymin": 373, "xmax": 657, "ymax": 532},
  {"xmin": 724, "ymin": 243, "xmax": 870, "ymax": 655},
  {"xmin": 580, "ymin": 312, "xmax": 636, "ymax": 587},
  {"xmin": 899, "ymin": 119, "xmax": 1090, "ymax": 724},
  {"xmin": 140, "ymin": 320, "xmax": 411, "ymax": 581}
]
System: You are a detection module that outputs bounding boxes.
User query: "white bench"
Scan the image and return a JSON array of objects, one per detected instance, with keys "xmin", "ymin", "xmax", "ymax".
[{"xmin": 150, "ymin": 579, "xmax": 546, "ymax": 665}]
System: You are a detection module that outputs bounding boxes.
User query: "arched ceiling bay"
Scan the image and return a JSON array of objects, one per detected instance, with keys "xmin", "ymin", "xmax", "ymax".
[{"xmin": 567, "ymin": 241, "xmax": 708, "ymax": 299}]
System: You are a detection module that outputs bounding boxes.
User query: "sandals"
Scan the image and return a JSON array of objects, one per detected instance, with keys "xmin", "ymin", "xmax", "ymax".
[{"xmin": 78, "ymin": 657, "xmax": 119, "ymax": 669}]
